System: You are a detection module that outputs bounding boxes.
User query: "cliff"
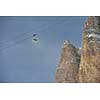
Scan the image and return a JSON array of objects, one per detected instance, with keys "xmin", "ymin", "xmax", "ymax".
[
  {"xmin": 55, "ymin": 40, "xmax": 80, "ymax": 82},
  {"xmin": 55, "ymin": 16, "xmax": 100, "ymax": 83},
  {"xmin": 78, "ymin": 16, "xmax": 100, "ymax": 82}
]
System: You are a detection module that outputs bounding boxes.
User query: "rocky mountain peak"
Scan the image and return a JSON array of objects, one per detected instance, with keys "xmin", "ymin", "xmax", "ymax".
[
  {"xmin": 55, "ymin": 40, "xmax": 80, "ymax": 83},
  {"xmin": 55, "ymin": 16, "xmax": 100, "ymax": 83},
  {"xmin": 79, "ymin": 16, "xmax": 100, "ymax": 82}
]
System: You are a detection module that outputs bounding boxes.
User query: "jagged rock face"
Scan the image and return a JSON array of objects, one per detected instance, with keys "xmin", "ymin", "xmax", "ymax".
[
  {"xmin": 79, "ymin": 16, "xmax": 100, "ymax": 82},
  {"xmin": 55, "ymin": 16, "xmax": 100, "ymax": 83},
  {"xmin": 55, "ymin": 41, "xmax": 80, "ymax": 83}
]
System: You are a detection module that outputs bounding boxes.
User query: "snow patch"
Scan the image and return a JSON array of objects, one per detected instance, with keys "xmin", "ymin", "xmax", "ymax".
[
  {"xmin": 64, "ymin": 40, "xmax": 71, "ymax": 45},
  {"xmin": 84, "ymin": 28, "xmax": 95, "ymax": 33},
  {"xmin": 86, "ymin": 33, "xmax": 100, "ymax": 39}
]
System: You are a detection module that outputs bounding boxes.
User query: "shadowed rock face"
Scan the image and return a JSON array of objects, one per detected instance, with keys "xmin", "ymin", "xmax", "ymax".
[
  {"xmin": 78, "ymin": 16, "xmax": 100, "ymax": 82},
  {"xmin": 55, "ymin": 40, "xmax": 80, "ymax": 83}
]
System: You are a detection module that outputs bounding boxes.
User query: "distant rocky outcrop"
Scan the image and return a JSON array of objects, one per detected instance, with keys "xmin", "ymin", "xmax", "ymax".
[{"xmin": 55, "ymin": 16, "xmax": 100, "ymax": 83}]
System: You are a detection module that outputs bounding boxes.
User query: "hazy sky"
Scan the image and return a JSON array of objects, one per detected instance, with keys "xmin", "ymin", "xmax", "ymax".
[{"xmin": 0, "ymin": 16, "xmax": 87, "ymax": 82}]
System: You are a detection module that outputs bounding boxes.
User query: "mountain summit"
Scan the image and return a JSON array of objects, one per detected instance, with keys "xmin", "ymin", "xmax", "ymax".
[
  {"xmin": 79, "ymin": 16, "xmax": 100, "ymax": 82},
  {"xmin": 55, "ymin": 40, "xmax": 80, "ymax": 82},
  {"xmin": 55, "ymin": 16, "xmax": 100, "ymax": 83}
]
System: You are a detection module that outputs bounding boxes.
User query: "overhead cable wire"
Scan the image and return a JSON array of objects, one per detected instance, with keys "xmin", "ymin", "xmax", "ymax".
[
  {"xmin": 0, "ymin": 17, "xmax": 74, "ymax": 77},
  {"xmin": 0, "ymin": 17, "xmax": 73, "ymax": 52},
  {"xmin": 0, "ymin": 17, "xmax": 68, "ymax": 46},
  {"xmin": 0, "ymin": 22, "xmax": 48, "ymax": 46}
]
